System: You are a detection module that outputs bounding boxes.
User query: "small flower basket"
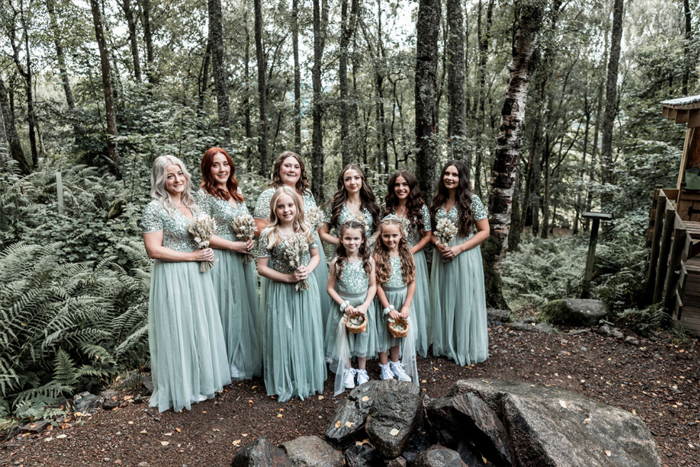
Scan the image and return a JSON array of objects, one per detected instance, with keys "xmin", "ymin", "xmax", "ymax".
[
  {"xmin": 345, "ymin": 313, "xmax": 367, "ymax": 334},
  {"xmin": 388, "ymin": 318, "xmax": 409, "ymax": 338}
]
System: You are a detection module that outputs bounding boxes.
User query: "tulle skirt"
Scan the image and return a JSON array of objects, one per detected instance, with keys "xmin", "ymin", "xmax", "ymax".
[
  {"xmin": 147, "ymin": 260, "xmax": 231, "ymax": 412},
  {"xmin": 313, "ymin": 233, "xmax": 332, "ymax": 330},
  {"xmin": 430, "ymin": 236, "xmax": 489, "ymax": 366},
  {"xmin": 212, "ymin": 235, "xmax": 262, "ymax": 380},
  {"xmin": 324, "ymin": 291, "xmax": 377, "ymax": 360},
  {"xmin": 412, "ymin": 249, "xmax": 432, "ymax": 357},
  {"xmin": 263, "ymin": 277, "xmax": 327, "ymax": 402}
]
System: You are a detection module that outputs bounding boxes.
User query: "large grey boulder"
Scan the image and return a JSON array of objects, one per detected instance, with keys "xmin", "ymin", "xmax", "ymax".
[
  {"xmin": 365, "ymin": 390, "xmax": 423, "ymax": 459},
  {"xmin": 325, "ymin": 380, "xmax": 420, "ymax": 443},
  {"xmin": 231, "ymin": 437, "xmax": 292, "ymax": 467},
  {"xmin": 451, "ymin": 380, "xmax": 661, "ymax": 467},
  {"xmin": 426, "ymin": 392, "xmax": 514, "ymax": 465},
  {"xmin": 413, "ymin": 446, "xmax": 466, "ymax": 467},
  {"xmin": 280, "ymin": 436, "xmax": 344, "ymax": 467},
  {"xmin": 343, "ymin": 443, "xmax": 379, "ymax": 467},
  {"xmin": 72, "ymin": 392, "xmax": 104, "ymax": 413},
  {"xmin": 539, "ymin": 299, "xmax": 607, "ymax": 326}
]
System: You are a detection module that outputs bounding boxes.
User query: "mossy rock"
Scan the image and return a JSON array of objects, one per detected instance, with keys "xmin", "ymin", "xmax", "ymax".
[{"xmin": 538, "ymin": 299, "xmax": 607, "ymax": 326}]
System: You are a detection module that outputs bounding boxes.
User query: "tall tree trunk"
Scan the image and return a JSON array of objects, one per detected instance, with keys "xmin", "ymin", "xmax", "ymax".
[
  {"xmin": 375, "ymin": 0, "xmax": 388, "ymax": 173},
  {"xmin": 600, "ymin": 0, "xmax": 624, "ymax": 212},
  {"xmin": 508, "ymin": 163, "xmax": 523, "ymax": 251},
  {"xmin": 45, "ymin": 0, "xmax": 75, "ymax": 109},
  {"xmin": 140, "ymin": 0, "xmax": 156, "ymax": 84},
  {"xmin": 244, "ymin": 5, "xmax": 252, "ymax": 161},
  {"xmin": 311, "ymin": 0, "xmax": 329, "ymax": 201},
  {"xmin": 586, "ymin": 74, "xmax": 605, "ymax": 230},
  {"xmin": 292, "ymin": 0, "xmax": 302, "ymax": 153},
  {"xmin": 253, "ymin": 0, "xmax": 269, "ymax": 175},
  {"xmin": 446, "ymin": 0, "xmax": 467, "ymax": 163},
  {"xmin": 683, "ymin": 0, "xmax": 692, "ymax": 96},
  {"xmin": 415, "ymin": 0, "xmax": 441, "ymax": 199},
  {"xmin": 540, "ymin": 133, "xmax": 550, "ymax": 239},
  {"xmin": 119, "ymin": 0, "xmax": 142, "ymax": 82},
  {"xmin": 474, "ymin": 0, "xmax": 495, "ymax": 193},
  {"xmin": 90, "ymin": 0, "xmax": 119, "ymax": 169},
  {"xmin": 198, "ymin": 41, "xmax": 211, "ymax": 112},
  {"xmin": 0, "ymin": 101, "xmax": 8, "ymax": 169},
  {"xmin": 573, "ymin": 89, "xmax": 591, "ymax": 236},
  {"xmin": 209, "ymin": 0, "xmax": 232, "ymax": 146},
  {"xmin": 0, "ymin": 77, "xmax": 29, "ymax": 173},
  {"xmin": 483, "ymin": 0, "xmax": 544, "ymax": 308},
  {"xmin": 339, "ymin": 0, "xmax": 358, "ymax": 166}
]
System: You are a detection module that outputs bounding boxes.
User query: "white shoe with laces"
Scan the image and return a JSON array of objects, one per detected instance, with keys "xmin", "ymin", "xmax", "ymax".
[
  {"xmin": 343, "ymin": 368, "xmax": 357, "ymax": 389},
  {"xmin": 390, "ymin": 361, "xmax": 412, "ymax": 382},
  {"xmin": 356, "ymin": 369, "xmax": 370, "ymax": 385},
  {"xmin": 379, "ymin": 363, "xmax": 395, "ymax": 381}
]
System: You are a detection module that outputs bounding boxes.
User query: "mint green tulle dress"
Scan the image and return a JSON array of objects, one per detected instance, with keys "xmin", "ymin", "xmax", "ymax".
[
  {"xmin": 324, "ymin": 259, "xmax": 378, "ymax": 360},
  {"xmin": 195, "ymin": 190, "xmax": 262, "ymax": 380},
  {"xmin": 254, "ymin": 188, "xmax": 331, "ymax": 329},
  {"xmin": 430, "ymin": 195, "xmax": 489, "ymax": 366},
  {"xmin": 385, "ymin": 205, "xmax": 431, "ymax": 357},
  {"xmin": 141, "ymin": 200, "xmax": 231, "ymax": 412},
  {"xmin": 257, "ymin": 228, "xmax": 327, "ymax": 402}
]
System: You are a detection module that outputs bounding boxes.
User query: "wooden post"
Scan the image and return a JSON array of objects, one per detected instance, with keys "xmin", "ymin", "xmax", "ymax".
[
  {"xmin": 581, "ymin": 212, "xmax": 612, "ymax": 298},
  {"xmin": 663, "ymin": 226, "xmax": 687, "ymax": 312},
  {"xmin": 646, "ymin": 192, "xmax": 667, "ymax": 299},
  {"xmin": 654, "ymin": 206, "xmax": 676, "ymax": 303},
  {"xmin": 56, "ymin": 171, "xmax": 64, "ymax": 215}
]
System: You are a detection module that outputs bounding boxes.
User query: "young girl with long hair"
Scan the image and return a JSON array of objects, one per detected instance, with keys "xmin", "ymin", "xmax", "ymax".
[
  {"xmin": 254, "ymin": 152, "xmax": 331, "ymax": 327},
  {"xmin": 319, "ymin": 164, "xmax": 380, "ymax": 247},
  {"xmin": 257, "ymin": 186, "xmax": 327, "ymax": 401},
  {"xmin": 373, "ymin": 216, "xmax": 419, "ymax": 384},
  {"xmin": 430, "ymin": 160, "xmax": 490, "ymax": 366},
  {"xmin": 196, "ymin": 147, "xmax": 261, "ymax": 381},
  {"xmin": 324, "ymin": 220, "xmax": 377, "ymax": 394},
  {"xmin": 382, "ymin": 170, "xmax": 432, "ymax": 357},
  {"xmin": 141, "ymin": 155, "xmax": 230, "ymax": 412}
]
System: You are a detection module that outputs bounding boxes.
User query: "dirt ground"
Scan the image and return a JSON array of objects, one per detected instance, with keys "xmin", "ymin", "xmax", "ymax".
[{"xmin": 1, "ymin": 323, "xmax": 698, "ymax": 467}]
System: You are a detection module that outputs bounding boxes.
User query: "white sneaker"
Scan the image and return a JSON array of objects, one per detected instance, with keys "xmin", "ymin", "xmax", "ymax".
[
  {"xmin": 390, "ymin": 361, "xmax": 412, "ymax": 382},
  {"xmin": 356, "ymin": 369, "xmax": 370, "ymax": 385},
  {"xmin": 343, "ymin": 368, "xmax": 357, "ymax": 389},
  {"xmin": 379, "ymin": 363, "xmax": 395, "ymax": 381},
  {"xmin": 230, "ymin": 363, "xmax": 242, "ymax": 379}
]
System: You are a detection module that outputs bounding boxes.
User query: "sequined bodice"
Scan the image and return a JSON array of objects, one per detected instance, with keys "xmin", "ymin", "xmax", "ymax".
[
  {"xmin": 254, "ymin": 187, "xmax": 317, "ymax": 220},
  {"xmin": 337, "ymin": 259, "xmax": 369, "ymax": 295},
  {"xmin": 141, "ymin": 200, "xmax": 199, "ymax": 252},
  {"xmin": 196, "ymin": 190, "xmax": 250, "ymax": 237},
  {"xmin": 435, "ymin": 194, "xmax": 488, "ymax": 239},
  {"xmin": 385, "ymin": 256, "xmax": 406, "ymax": 288},
  {"xmin": 324, "ymin": 203, "xmax": 374, "ymax": 236},
  {"xmin": 257, "ymin": 228, "xmax": 318, "ymax": 274}
]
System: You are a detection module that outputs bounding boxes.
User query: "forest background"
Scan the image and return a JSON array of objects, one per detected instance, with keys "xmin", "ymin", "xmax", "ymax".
[{"xmin": 0, "ymin": 0, "xmax": 692, "ymax": 422}]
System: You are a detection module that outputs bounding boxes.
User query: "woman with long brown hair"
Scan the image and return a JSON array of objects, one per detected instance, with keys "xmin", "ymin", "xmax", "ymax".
[
  {"xmin": 196, "ymin": 147, "xmax": 261, "ymax": 381},
  {"xmin": 429, "ymin": 160, "xmax": 490, "ymax": 366},
  {"xmin": 382, "ymin": 170, "xmax": 432, "ymax": 357},
  {"xmin": 253, "ymin": 151, "xmax": 331, "ymax": 325}
]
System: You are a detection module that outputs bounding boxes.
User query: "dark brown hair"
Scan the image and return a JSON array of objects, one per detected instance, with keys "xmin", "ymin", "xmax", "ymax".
[
  {"xmin": 429, "ymin": 160, "xmax": 474, "ymax": 237},
  {"xmin": 269, "ymin": 151, "xmax": 311, "ymax": 195},
  {"xmin": 328, "ymin": 165, "xmax": 380, "ymax": 231},
  {"xmin": 382, "ymin": 170, "xmax": 426, "ymax": 236},
  {"xmin": 335, "ymin": 220, "xmax": 372, "ymax": 281}
]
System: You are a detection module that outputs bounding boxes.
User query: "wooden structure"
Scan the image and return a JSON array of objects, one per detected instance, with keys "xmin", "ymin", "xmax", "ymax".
[{"xmin": 646, "ymin": 96, "xmax": 700, "ymax": 334}]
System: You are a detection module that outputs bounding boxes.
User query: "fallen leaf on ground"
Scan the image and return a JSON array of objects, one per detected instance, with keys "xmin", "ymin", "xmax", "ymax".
[
  {"xmin": 160, "ymin": 441, "xmax": 169, "ymax": 446},
  {"xmin": 56, "ymin": 434, "xmax": 67, "ymax": 439},
  {"xmin": 361, "ymin": 396, "xmax": 370, "ymax": 402},
  {"xmin": 559, "ymin": 400, "xmax": 569, "ymax": 409},
  {"xmin": 233, "ymin": 440, "xmax": 241, "ymax": 446},
  {"xmin": 605, "ymin": 450, "xmax": 612, "ymax": 457},
  {"xmin": 335, "ymin": 421, "xmax": 341, "ymax": 428},
  {"xmin": 389, "ymin": 428, "xmax": 400, "ymax": 436},
  {"xmin": 344, "ymin": 421, "xmax": 354, "ymax": 428}
]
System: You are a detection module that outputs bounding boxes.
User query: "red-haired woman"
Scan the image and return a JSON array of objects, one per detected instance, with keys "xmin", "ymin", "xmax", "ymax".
[{"xmin": 196, "ymin": 147, "xmax": 262, "ymax": 380}]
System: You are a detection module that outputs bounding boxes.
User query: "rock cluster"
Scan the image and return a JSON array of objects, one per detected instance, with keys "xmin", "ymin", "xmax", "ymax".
[{"xmin": 230, "ymin": 379, "xmax": 661, "ymax": 467}]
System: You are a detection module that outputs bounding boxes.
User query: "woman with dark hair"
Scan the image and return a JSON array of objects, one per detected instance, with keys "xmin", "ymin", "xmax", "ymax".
[
  {"xmin": 142, "ymin": 155, "xmax": 230, "ymax": 412},
  {"xmin": 254, "ymin": 151, "xmax": 331, "ymax": 325},
  {"xmin": 382, "ymin": 170, "xmax": 432, "ymax": 357},
  {"xmin": 319, "ymin": 164, "xmax": 381, "ymax": 247},
  {"xmin": 429, "ymin": 160, "xmax": 490, "ymax": 366},
  {"xmin": 196, "ymin": 147, "xmax": 262, "ymax": 381}
]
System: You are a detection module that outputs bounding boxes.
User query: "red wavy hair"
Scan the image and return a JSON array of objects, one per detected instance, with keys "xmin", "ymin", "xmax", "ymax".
[{"xmin": 200, "ymin": 147, "xmax": 244, "ymax": 202}]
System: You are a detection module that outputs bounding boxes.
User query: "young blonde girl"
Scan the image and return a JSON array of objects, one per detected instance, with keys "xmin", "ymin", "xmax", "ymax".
[
  {"xmin": 324, "ymin": 220, "xmax": 378, "ymax": 395},
  {"xmin": 257, "ymin": 186, "xmax": 327, "ymax": 401},
  {"xmin": 373, "ymin": 216, "xmax": 419, "ymax": 384}
]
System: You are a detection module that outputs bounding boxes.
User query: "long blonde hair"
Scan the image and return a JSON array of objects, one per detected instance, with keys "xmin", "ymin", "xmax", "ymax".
[
  {"xmin": 265, "ymin": 186, "xmax": 314, "ymax": 249},
  {"xmin": 373, "ymin": 217, "xmax": 415, "ymax": 285},
  {"xmin": 150, "ymin": 155, "xmax": 198, "ymax": 215}
]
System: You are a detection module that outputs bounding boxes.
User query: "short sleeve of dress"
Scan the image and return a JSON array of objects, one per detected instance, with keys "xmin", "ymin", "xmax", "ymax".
[
  {"xmin": 254, "ymin": 188, "xmax": 273, "ymax": 220},
  {"xmin": 309, "ymin": 234, "xmax": 318, "ymax": 250},
  {"xmin": 257, "ymin": 229, "xmax": 271, "ymax": 257},
  {"xmin": 471, "ymin": 195, "xmax": 488, "ymax": 221},
  {"xmin": 421, "ymin": 204, "xmax": 432, "ymax": 231},
  {"xmin": 323, "ymin": 203, "xmax": 332, "ymax": 224},
  {"xmin": 141, "ymin": 201, "xmax": 163, "ymax": 233},
  {"xmin": 304, "ymin": 191, "xmax": 318, "ymax": 210},
  {"xmin": 194, "ymin": 190, "xmax": 212, "ymax": 216}
]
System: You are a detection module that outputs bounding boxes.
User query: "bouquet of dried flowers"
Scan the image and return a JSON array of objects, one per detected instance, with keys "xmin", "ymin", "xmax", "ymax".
[
  {"xmin": 305, "ymin": 206, "xmax": 325, "ymax": 231},
  {"xmin": 283, "ymin": 232, "xmax": 310, "ymax": 291},
  {"xmin": 231, "ymin": 213, "xmax": 257, "ymax": 264},
  {"xmin": 434, "ymin": 217, "xmax": 459, "ymax": 262},
  {"xmin": 188, "ymin": 214, "xmax": 217, "ymax": 272},
  {"xmin": 354, "ymin": 211, "xmax": 370, "ymax": 233}
]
